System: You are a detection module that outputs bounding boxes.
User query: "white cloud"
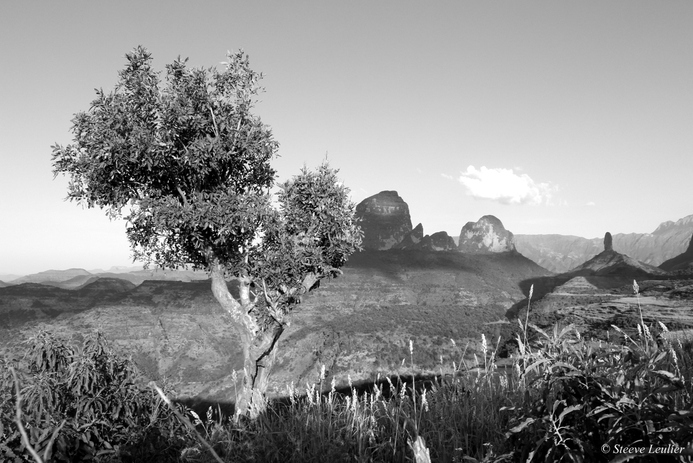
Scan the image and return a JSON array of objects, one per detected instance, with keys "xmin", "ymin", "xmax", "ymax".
[
  {"xmin": 441, "ymin": 173, "xmax": 454, "ymax": 180},
  {"xmin": 458, "ymin": 166, "xmax": 555, "ymax": 205},
  {"xmin": 585, "ymin": 201, "xmax": 596, "ymax": 206}
]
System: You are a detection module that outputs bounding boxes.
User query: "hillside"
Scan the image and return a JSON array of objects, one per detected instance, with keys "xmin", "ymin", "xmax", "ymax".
[
  {"xmin": 518, "ymin": 276, "xmax": 693, "ymax": 343},
  {"xmin": 0, "ymin": 279, "xmax": 136, "ymax": 326},
  {"xmin": 10, "ymin": 268, "xmax": 92, "ymax": 285},
  {"xmin": 0, "ymin": 249, "xmax": 550, "ymax": 403},
  {"xmin": 660, "ymin": 233, "xmax": 693, "ymax": 272}
]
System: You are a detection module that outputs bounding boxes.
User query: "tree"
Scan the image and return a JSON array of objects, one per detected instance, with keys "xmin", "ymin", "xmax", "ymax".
[{"xmin": 51, "ymin": 46, "xmax": 362, "ymax": 419}]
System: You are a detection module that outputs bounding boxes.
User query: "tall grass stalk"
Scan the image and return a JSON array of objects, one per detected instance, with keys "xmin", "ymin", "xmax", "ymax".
[
  {"xmin": 10, "ymin": 367, "xmax": 44, "ymax": 463},
  {"xmin": 151, "ymin": 383, "xmax": 225, "ymax": 463}
]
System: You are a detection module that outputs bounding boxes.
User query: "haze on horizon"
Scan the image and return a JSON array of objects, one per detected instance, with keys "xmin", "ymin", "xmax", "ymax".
[{"xmin": 1, "ymin": 1, "xmax": 692, "ymax": 276}]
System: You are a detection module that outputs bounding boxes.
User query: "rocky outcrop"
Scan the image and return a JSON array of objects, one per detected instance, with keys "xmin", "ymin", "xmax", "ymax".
[
  {"xmin": 515, "ymin": 214, "xmax": 693, "ymax": 273},
  {"xmin": 604, "ymin": 232, "xmax": 613, "ymax": 252},
  {"xmin": 393, "ymin": 224, "xmax": 456, "ymax": 251},
  {"xmin": 660, "ymin": 233, "xmax": 693, "ymax": 272},
  {"xmin": 393, "ymin": 223, "xmax": 424, "ymax": 249},
  {"xmin": 355, "ymin": 191, "xmax": 412, "ymax": 250},
  {"xmin": 457, "ymin": 215, "xmax": 516, "ymax": 253},
  {"xmin": 416, "ymin": 231, "xmax": 457, "ymax": 251}
]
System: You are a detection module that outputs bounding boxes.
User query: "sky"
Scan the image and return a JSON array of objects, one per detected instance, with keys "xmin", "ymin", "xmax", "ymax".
[{"xmin": 1, "ymin": 1, "xmax": 692, "ymax": 276}]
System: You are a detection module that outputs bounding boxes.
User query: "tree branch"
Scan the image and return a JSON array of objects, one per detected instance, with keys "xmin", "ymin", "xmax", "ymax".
[
  {"xmin": 175, "ymin": 185, "xmax": 188, "ymax": 207},
  {"xmin": 11, "ymin": 367, "xmax": 44, "ymax": 463},
  {"xmin": 208, "ymin": 106, "xmax": 220, "ymax": 138},
  {"xmin": 230, "ymin": 116, "xmax": 243, "ymax": 154},
  {"xmin": 261, "ymin": 279, "xmax": 284, "ymax": 323},
  {"xmin": 209, "ymin": 260, "xmax": 259, "ymax": 336}
]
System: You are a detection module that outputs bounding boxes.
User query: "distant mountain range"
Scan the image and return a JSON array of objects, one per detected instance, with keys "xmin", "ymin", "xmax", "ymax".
[
  {"xmin": 2, "ymin": 192, "xmax": 692, "ymax": 285},
  {"xmin": 2, "ymin": 267, "xmax": 208, "ymax": 288},
  {"xmin": 515, "ymin": 215, "xmax": 693, "ymax": 273}
]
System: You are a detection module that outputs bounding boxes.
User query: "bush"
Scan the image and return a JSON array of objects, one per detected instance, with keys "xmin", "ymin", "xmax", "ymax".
[{"xmin": 0, "ymin": 330, "xmax": 194, "ymax": 462}]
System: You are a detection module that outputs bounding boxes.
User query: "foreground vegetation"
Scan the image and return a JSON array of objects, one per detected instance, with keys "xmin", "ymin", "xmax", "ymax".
[{"xmin": 2, "ymin": 282, "xmax": 693, "ymax": 462}]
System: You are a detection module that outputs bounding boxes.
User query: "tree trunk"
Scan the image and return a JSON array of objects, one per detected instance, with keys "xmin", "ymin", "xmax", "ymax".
[
  {"xmin": 209, "ymin": 264, "xmax": 284, "ymax": 420},
  {"xmin": 234, "ymin": 321, "xmax": 283, "ymax": 419}
]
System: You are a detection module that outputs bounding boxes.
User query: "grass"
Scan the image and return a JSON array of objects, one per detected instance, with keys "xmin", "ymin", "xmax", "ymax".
[{"xmin": 3, "ymin": 280, "xmax": 693, "ymax": 462}]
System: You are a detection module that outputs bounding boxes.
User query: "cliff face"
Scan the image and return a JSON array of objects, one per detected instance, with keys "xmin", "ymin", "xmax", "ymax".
[
  {"xmin": 355, "ymin": 191, "xmax": 412, "ymax": 250},
  {"xmin": 393, "ymin": 223, "xmax": 424, "ymax": 249},
  {"xmin": 457, "ymin": 215, "xmax": 516, "ymax": 253},
  {"xmin": 515, "ymin": 214, "xmax": 693, "ymax": 273}
]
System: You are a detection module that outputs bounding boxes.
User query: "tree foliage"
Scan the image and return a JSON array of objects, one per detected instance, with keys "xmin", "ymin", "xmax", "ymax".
[
  {"xmin": 52, "ymin": 46, "xmax": 278, "ymax": 271},
  {"xmin": 51, "ymin": 45, "xmax": 361, "ymax": 307}
]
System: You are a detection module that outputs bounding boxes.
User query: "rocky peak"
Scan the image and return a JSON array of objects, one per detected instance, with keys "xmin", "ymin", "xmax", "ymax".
[
  {"xmin": 457, "ymin": 215, "xmax": 516, "ymax": 253},
  {"xmin": 417, "ymin": 231, "xmax": 457, "ymax": 251},
  {"xmin": 393, "ymin": 223, "xmax": 424, "ymax": 249},
  {"xmin": 604, "ymin": 232, "xmax": 613, "ymax": 252},
  {"xmin": 355, "ymin": 191, "xmax": 413, "ymax": 250}
]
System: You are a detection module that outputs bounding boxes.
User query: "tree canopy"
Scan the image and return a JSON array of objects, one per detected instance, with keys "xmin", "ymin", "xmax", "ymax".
[{"xmin": 52, "ymin": 46, "xmax": 360, "ymax": 310}]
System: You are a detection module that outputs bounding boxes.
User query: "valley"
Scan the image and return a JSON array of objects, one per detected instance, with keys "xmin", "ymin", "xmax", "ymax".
[{"xmin": 0, "ymin": 250, "xmax": 550, "ymax": 403}]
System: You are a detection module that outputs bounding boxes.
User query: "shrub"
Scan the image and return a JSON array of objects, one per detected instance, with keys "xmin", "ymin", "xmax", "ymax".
[{"xmin": 0, "ymin": 330, "xmax": 194, "ymax": 462}]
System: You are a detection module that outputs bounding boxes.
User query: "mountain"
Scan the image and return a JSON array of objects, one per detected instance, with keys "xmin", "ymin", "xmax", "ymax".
[
  {"xmin": 0, "ymin": 249, "xmax": 551, "ymax": 403},
  {"xmin": 457, "ymin": 215, "xmax": 516, "ymax": 253},
  {"xmin": 1, "ymin": 267, "xmax": 209, "ymax": 288},
  {"xmin": 660, "ymin": 233, "xmax": 693, "ymax": 272},
  {"xmin": 355, "ymin": 191, "xmax": 413, "ymax": 250},
  {"xmin": 562, "ymin": 232, "xmax": 665, "ymax": 277},
  {"xmin": 515, "ymin": 214, "xmax": 693, "ymax": 273},
  {"xmin": 10, "ymin": 268, "xmax": 93, "ymax": 285},
  {"xmin": 40, "ymin": 274, "xmax": 104, "ymax": 289},
  {"xmin": 568, "ymin": 249, "xmax": 666, "ymax": 278}
]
